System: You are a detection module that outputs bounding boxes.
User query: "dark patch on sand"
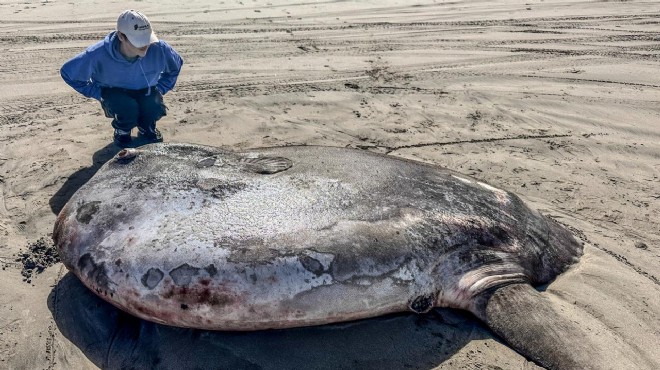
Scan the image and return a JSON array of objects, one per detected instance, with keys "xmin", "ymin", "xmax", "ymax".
[{"xmin": 15, "ymin": 237, "xmax": 60, "ymax": 283}]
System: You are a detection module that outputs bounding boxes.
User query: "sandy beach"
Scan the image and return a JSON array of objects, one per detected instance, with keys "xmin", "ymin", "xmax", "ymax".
[{"xmin": 0, "ymin": 0, "xmax": 658, "ymax": 369}]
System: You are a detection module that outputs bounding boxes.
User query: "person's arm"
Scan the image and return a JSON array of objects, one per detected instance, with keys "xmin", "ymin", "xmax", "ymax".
[
  {"xmin": 156, "ymin": 42, "xmax": 184, "ymax": 95},
  {"xmin": 60, "ymin": 50, "xmax": 103, "ymax": 100}
]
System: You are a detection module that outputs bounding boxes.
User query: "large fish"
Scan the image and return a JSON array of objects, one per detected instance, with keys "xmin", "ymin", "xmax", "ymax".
[{"xmin": 54, "ymin": 143, "xmax": 630, "ymax": 369}]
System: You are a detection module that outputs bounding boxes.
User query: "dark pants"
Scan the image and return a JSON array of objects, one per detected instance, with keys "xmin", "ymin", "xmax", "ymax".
[{"xmin": 100, "ymin": 87, "xmax": 167, "ymax": 133}]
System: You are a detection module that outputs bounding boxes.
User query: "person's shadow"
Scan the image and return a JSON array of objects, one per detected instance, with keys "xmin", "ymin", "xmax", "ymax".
[
  {"xmin": 49, "ymin": 273, "xmax": 492, "ymax": 370},
  {"xmin": 49, "ymin": 143, "xmax": 122, "ymax": 215}
]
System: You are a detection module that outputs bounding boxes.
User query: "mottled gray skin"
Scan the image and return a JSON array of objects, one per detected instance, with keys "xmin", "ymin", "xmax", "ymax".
[{"xmin": 55, "ymin": 143, "xmax": 590, "ymax": 369}]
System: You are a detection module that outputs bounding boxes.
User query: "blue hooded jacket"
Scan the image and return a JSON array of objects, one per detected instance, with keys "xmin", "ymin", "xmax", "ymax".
[{"xmin": 60, "ymin": 31, "xmax": 183, "ymax": 101}]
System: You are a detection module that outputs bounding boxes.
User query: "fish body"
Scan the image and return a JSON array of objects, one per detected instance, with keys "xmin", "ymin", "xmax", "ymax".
[{"xmin": 55, "ymin": 144, "xmax": 580, "ymax": 330}]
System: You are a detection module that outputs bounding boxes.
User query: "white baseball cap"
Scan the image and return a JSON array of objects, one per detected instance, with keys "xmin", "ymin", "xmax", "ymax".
[{"xmin": 116, "ymin": 10, "xmax": 158, "ymax": 48}]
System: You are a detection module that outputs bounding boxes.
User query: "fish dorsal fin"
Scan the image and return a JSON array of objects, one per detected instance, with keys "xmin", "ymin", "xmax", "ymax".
[{"xmin": 238, "ymin": 155, "xmax": 293, "ymax": 174}]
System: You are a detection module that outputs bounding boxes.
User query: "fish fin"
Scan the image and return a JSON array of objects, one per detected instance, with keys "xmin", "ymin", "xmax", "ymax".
[
  {"xmin": 471, "ymin": 283, "xmax": 642, "ymax": 370},
  {"xmin": 240, "ymin": 156, "xmax": 293, "ymax": 174}
]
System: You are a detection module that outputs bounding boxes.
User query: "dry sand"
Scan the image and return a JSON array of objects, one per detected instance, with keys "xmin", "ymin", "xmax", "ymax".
[{"xmin": 1, "ymin": 0, "xmax": 659, "ymax": 369}]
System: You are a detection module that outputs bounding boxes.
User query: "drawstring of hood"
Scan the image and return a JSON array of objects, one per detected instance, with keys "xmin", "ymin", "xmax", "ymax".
[
  {"xmin": 138, "ymin": 59, "xmax": 152, "ymax": 96},
  {"xmin": 109, "ymin": 33, "xmax": 152, "ymax": 96}
]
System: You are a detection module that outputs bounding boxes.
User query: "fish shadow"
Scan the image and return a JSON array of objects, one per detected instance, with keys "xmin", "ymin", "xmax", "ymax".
[
  {"xmin": 49, "ymin": 273, "xmax": 493, "ymax": 370},
  {"xmin": 49, "ymin": 144, "xmax": 122, "ymax": 215}
]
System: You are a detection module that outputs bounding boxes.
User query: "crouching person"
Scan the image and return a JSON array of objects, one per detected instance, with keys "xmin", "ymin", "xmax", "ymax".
[{"xmin": 61, "ymin": 9, "xmax": 183, "ymax": 147}]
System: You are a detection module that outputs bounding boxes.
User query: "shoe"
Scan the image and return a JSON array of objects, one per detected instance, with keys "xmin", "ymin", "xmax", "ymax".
[
  {"xmin": 138, "ymin": 127, "xmax": 163, "ymax": 143},
  {"xmin": 113, "ymin": 129, "xmax": 132, "ymax": 147}
]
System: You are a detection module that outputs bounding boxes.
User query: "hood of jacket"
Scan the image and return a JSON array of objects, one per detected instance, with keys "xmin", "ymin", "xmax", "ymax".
[{"xmin": 104, "ymin": 31, "xmax": 134, "ymax": 64}]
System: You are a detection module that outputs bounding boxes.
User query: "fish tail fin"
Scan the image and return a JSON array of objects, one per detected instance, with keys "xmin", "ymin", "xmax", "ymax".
[{"xmin": 471, "ymin": 283, "xmax": 644, "ymax": 370}]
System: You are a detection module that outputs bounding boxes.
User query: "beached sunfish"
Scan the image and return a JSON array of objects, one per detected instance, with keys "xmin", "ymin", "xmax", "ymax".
[{"xmin": 54, "ymin": 143, "xmax": 615, "ymax": 369}]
